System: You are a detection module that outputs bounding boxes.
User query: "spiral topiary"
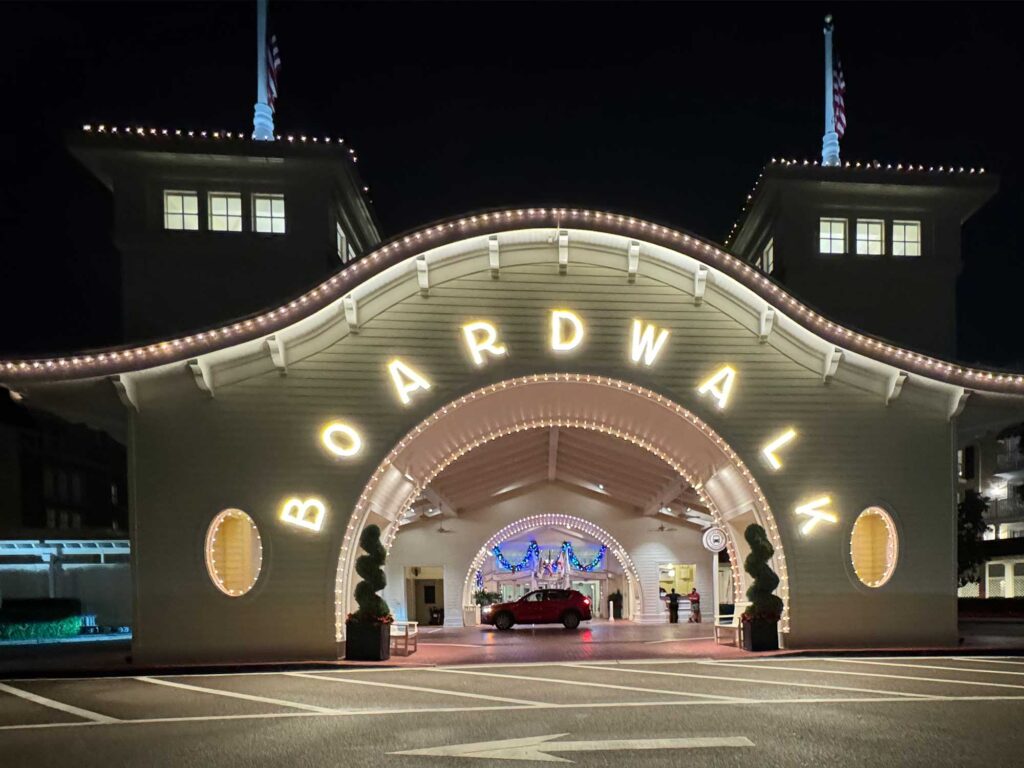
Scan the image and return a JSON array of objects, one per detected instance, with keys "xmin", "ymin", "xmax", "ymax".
[
  {"xmin": 351, "ymin": 524, "xmax": 391, "ymax": 623},
  {"xmin": 742, "ymin": 523, "xmax": 784, "ymax": 622}
]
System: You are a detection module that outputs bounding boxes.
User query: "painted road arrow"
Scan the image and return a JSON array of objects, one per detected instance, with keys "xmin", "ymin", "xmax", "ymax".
[{"xmin": 390, "ymin": 733, "xmax": 754, "ymax": 762}]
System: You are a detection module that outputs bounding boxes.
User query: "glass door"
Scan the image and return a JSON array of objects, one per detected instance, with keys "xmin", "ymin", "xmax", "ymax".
[{"xmin": 571, "ymin": 580, "xmax": 601, "ymax": 617}]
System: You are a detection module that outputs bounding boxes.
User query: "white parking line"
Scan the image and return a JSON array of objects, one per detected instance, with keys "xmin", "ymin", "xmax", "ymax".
[
  {"xmin": 952, "ymin": 656, "xmax": 1024, "ymax": 666},
  {"xmin": 2, "ymin": 692, "xmax": 1023, "ymax": 733},
  {"xmin": 700, "ymin": 661, "xmax": 1024, "ymax": 691},
  {"xmin": 285, "ymin": 671, "xmax": 541, "ymax": 705},
  {"xmin": 644, "ymin": 636, "xmax": 715, "ymax": 645},
  {"xmin": 568, "ymin": 663, "xmax": 933, "ymax": 699},
  {"xmin": 134, "ymin": 676, "xmax": 337, "ymax": 714},
  {"xmin": 432, "ymin": 667, "xmax": 754, "ymax": 702},
  {"xmin": 828, "ymin": 658, "xmax": 1024, "ymax": 677},
  {"xmin": 0, "ymin": 681, "xmax": 119, "ymax": 724}
]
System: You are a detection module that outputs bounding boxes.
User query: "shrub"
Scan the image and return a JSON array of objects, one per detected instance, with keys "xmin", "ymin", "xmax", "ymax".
[
  {"xmin": 350, "ymin": 524, "xmax": 392, "ymax": 624},
  {"xmin": 473, "ymin": 590, "xmax": 502, "ymax": 606},
  {"xmin": 0, "ymin": 616, "xmax": 82, "ymax": 641},
  {"xmin": 742, "ymin": 524, "xmax": 784, "ymax": 622}
]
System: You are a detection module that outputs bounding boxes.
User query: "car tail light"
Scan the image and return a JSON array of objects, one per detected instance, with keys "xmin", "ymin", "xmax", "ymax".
[{"xmin": 583, "ymin": 598, "xmax": 591, "ymax": 605}]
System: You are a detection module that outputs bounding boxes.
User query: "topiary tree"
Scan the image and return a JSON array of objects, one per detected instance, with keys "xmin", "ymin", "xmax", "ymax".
[
  {"xmin": 352, "ymin": 525, "xmax": 391, "ymax": 623},
  {"xmin": 742, "ymin": 524, "xmax": 784, "ymax": 621},
  {"xmin": 957, "ymin": 489, "xmax": 989, "ymax": 587}
]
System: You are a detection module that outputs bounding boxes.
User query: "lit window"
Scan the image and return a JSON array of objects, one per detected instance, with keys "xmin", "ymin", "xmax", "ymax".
[
  {"xmin": 163, "ymin": 191, "xmax": 199, "ymax": 231},
  {"xmin": 209, "ymin": 193, "xmax": 243, "ymax": 232},
  {"xmin": 205, "ymin": 509, "xmax": 263, "ymax": 597},
  {"xmin": 336, "ymin": 222, "xmax": 356, "ymax": 263},
  {"xmin": 856, "ymin": 219, "xmax": 885, "ymax": 255},
  {"xmin": 253, "ymin": 194, "xmax": 286, "ymax": 234},
  {"xmin": 850, "ymin": 507, "xmax": 898, "ymax": 587},
  {"xmin": 762, "ymin": 238, "xmax": 775, "ymax": 273},
  {"xmin": 819, "ymin": 218, "xmax": 847, "ymax": 254},
  {"xmin": 892, "ymin": 220, "xmax": 921, "ymax": 257}
]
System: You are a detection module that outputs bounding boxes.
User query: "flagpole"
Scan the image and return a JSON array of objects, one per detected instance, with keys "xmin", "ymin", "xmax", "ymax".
[
  {"xmin": 821, "ymin": 14, "xmax": 840, "ymax": 166},
  {"xmin": 252, "ymin": 0, "xmax": 275, "ymax": 141}
]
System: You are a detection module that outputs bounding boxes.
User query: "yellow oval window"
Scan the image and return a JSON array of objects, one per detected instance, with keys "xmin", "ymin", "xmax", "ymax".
[
  {"xmin": 205, "ymin": 509, "xmax": 263, "ymax": 596},
  {"xmin": 850, "ymin": 507, "xmax": 898, "ymax": 588}
]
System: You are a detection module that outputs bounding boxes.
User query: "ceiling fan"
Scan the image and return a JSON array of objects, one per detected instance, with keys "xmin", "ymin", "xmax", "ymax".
[{"xmin": 649, "ymin": 523, "xmax": 678, "ymax": 533}]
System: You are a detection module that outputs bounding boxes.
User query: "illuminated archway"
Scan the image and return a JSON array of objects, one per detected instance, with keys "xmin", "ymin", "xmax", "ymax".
[
  {"xmin": 335, "ymin": 373, "xmax": 789, "ymax": 639},
  {"xmin": 461, "ymin": 513, "xmax": 645, "ymax": 618}
]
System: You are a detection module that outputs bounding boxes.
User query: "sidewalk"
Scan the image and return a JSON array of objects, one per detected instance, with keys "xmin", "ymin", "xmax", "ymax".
[{"xmin": 2, "ymin": 619, "xmax": 1022, "ymax": 678}]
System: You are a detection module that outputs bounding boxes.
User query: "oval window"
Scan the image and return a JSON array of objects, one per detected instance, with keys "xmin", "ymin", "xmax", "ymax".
[
  {"xmin": 850, "ymin": 507, "xmax": 898, "ymax": 588},
  {"xmin": 205, "ymin": 509, "xmax": 263, "ymax": 596}
]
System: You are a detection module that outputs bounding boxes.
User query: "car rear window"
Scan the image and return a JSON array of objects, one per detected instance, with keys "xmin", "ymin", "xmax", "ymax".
[{"xmin": 547, "ymin": 590, "xmax": 569, "ymax": 600}]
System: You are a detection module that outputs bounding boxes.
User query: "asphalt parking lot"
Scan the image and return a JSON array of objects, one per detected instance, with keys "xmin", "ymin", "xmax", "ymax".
[{"xmin": 2, "ymin": 655, "xmax": 1024, "ymax": 766}]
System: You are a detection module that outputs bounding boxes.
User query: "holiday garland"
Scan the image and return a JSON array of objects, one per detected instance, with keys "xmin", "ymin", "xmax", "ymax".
[
  {"xmin": 492, "ymin": 540, "xmax": 540, "ymax": 572},
  {"xmin": 561, "ymin": 541, "xmax": 607, "ymax": 572}
]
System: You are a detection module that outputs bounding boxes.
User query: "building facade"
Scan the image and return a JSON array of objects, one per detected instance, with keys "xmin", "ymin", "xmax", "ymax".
[{"xmin": 2, "ymin": 130, "xmax": 1023, "ymax": 662}]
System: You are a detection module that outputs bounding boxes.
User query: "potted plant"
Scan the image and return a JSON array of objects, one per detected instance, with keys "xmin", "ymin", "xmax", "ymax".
[
  {"xmin": 345, "ymin": 525, "xmax": 393, "ymax": 661},
  {"xmin": 609, "ymin": 589, "xmax": 624, "ymax": 620},
  {"xmin": 741, "ymin": 523, "xmax": 783, "ymax": 652}
]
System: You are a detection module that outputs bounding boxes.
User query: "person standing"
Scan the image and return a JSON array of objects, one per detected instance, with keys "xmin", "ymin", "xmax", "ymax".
[{"xmin": 667, "ymin": 588, "xmax": 680, "ymax": 623}]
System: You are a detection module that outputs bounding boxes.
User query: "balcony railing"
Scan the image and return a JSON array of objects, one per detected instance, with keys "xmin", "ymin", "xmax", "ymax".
[
  {"xmin": 996, "ymin": 451, "xmax": 1024, "ymax": 472},
  {"xmin": 989, "ymin": 496, "xmax": 1024, "ymax": 522}
]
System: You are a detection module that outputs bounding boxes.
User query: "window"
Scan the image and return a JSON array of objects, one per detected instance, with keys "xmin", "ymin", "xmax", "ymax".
[
  {"xmin": 205, "ymin": 509, "xmax": 263, "ymax": 597},
  {"xmin": 337, "ymin": 222, "xmax": 349, "ymax": 262},
  {"xmin": 849, "ymin": 507, "xmax": 899, "ymax": 587},
  {"xmin": 209, "ymin": 193, "xmax": 243, "ymax": 232},
  {"xmin": 762, "ymin": 238, "xmax": 775, "ymax": 274},
  {"xmin": 163, "ymin": 191, "xmax": 199, "ymax": 231},
  {"xmin": 819, "ymin": 218, "xmax": 847, "ymax": 254},
  {"xmin": 892, "ymin": 220, "xmax": 921, "ymax": 257},
  {"xmin": 1014, "ymin": 563, "xmax": 1024, "ymax": 597},
  {"xmin": 856, "ymin": 219, "xmax": 885, "ymax": 255},
  {"xmin": 253, "ymin": 194, "xmax": 286, "ymax": 234}
]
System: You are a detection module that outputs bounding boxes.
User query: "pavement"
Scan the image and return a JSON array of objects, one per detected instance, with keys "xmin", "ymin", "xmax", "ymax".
[
  {"xmin": 2, "ymin": 654, "xmax": 1024, "ymax": 766},
  {"xmin": 3, "ymin": 619, "xmax": 1022, "ymax": 677}
]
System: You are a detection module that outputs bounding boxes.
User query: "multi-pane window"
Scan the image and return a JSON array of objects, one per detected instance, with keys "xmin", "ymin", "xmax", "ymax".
[
  {"xmin": 163, "ymin": 191, "xmax": 199, "ymax": 231},
  {"xmin": 819, "ymin": 218, "xmax": 847, "ymax": 254},
  {"xmin": 253, "ymin": 194, "xmax": 286, "ymax": 234},
  {"xmin": 337, "ymin": 222, "xmax": 350, "ymax": 262},
  {"xmin": 762, "ymin": 238, "xmax": 775, "ymax": 274},
  {"xmin": 856, "ymin": 219, "xmax": 885, "ymax": 255},
  {"xmin": 892, "ymin": 220, "xmax": 922, "ymax": 257},
  {"xmin": 209, "ymin": 193, "xmax": 243, "ymax": 232}
]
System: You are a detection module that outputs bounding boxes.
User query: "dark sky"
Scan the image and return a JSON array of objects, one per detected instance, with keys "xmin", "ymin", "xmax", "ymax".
[{"xmin": 1, "ymin": 2, "xmax": 1022, "ymax": 366}]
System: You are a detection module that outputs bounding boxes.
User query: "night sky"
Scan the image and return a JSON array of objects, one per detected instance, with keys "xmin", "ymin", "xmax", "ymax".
[{"xmin": 1, "ymin": 2, "xmax": 1021, "ymax": 366}]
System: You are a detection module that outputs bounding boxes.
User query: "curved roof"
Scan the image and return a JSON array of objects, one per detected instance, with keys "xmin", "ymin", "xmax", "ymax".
[{"xmin": 2, "ymin": 206, "xmax": 1023, "ymax": 395}]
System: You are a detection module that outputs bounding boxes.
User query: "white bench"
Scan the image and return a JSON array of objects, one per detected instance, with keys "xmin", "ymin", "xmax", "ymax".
[
  {"xmin": 713, "ymin": 603, "xmax": 747, "ymax": 647},
  {"xmin": 390, "ymin": 621, "xmax": 418, "ymax": 655}
]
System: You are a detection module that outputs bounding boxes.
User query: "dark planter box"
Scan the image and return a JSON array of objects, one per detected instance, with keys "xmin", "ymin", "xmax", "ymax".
[
  {"xmin": 345, "ymin": 621, "xmax": 391, "ymax": 661},
  {"xmin": 741, "ymin": 618, "xmax": 779, "ymax": 652}
]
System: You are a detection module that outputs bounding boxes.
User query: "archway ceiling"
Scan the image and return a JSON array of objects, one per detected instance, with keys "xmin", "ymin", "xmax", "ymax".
[{"xmin": 403, "ymin": 426, "xmax": 711, "ymax": 529}]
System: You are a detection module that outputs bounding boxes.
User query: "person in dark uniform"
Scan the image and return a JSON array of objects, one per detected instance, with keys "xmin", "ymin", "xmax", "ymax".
[{"xmin": 667, "ymin": 588, "xmax": 680, "ymax": 623}]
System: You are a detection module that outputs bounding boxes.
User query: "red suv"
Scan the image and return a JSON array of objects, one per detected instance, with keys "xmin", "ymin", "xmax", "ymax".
[{"xmin": 482, "ymin": 589, "xmax": 592, "ymax": 630}]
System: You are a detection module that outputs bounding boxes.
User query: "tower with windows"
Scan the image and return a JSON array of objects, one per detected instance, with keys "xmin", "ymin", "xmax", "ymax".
[
  {"xmin": 69, "ymin": 128, "xmax": 380, "ymax": 343},
  {"xmin": 728, "ymin": 161, "xmax": 996, "ymax": 360}
]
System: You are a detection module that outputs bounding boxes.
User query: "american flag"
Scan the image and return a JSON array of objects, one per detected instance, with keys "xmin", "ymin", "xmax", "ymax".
[
  {"xmin": 266, "ymin": 35, "xmax": 281, "ymax": 112},
  {"xmin": 833, "ymin": 51, "xmax": 846, "ymax": 139}
]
